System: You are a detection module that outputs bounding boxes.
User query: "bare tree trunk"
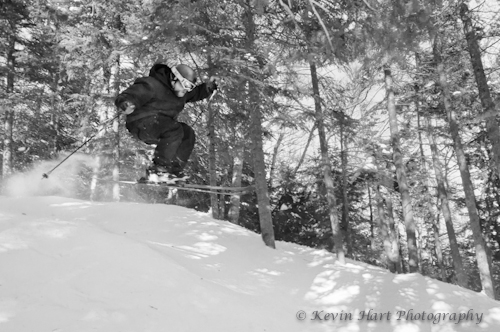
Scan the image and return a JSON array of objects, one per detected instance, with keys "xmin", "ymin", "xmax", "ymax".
[
  {"xmin": 228, "ymin": 144, "xmax": 244, "ymax": 224},
  {"xmin": 49, "ymin": 70, "xmax": 60, "ymax": 157},
  {"xmin": 375, "ymin": 154, "xmax": 403, "ymax": 273},
  {"xmin": 460, "ymin": 3, "xmax": 500, "ymax": 177},
  {"xmin": 50, "ymin": 113, "xmax": 60, "ymax": 155},
  {"xmin": 269, "ymin": 132, "xmax": 284, "ymax": 186},
  {"xmin": 426, "ymin": 115, "xmax": 468, "ymax": 288},
  {"xmin": 373, "ymin": 185, "xmax": 382, "ymax": 250},
  {"xmin": 434, "ymin": 36, "xmax": 497, "ymax": 299},
  {"xmin": 375, "ymin": 185, "xmax": 399, "ymax": 273},
  {"xmin": 218, "ymin": 195, "xmax": 225, "ymax": 219},
  {"xmin": 416, "ymin": 227, "xmax": 424, "ymax": 274},
  {"xmin": 243, "ymin": 1, "xmax": 275, "ymax": 248},
  {"xmin": 2, "ymin": 35, "xmax": 15, "ymax": 179},
  {"xmin": 111, "ymin": 113, "xmax": 120, "ymax": 201},
  {"xmin": 368, "ymin": 184, "xmax": 376, "ymax": 250},
  {"xmin": 431, "ymin": 209, "xmax": 447, "ymax": 281},
  {"xmin": 340, "ymin": 117, "xmax": 352, "ymax": 257},
  {"xmin": 2, "ymin": 111, "xmax": 13, "ymax": 179},
  {"xmin": 207, "ymin": 97, "xmax": 219, "ymax": 219},
  {"xmin": 111, "ymin": 56, "xmax": 121, "ymax": 202},
  {"xmin": 310, "ymin": 59, "xmax": 345, "ymax": 263},
  {"xmin": 89, "ymin": 101, "xmax": 108, "ymax": 201},
  {"xmin": 251, "ymin": 105, "xmax": 276, "ymax": 248},
  {"xmin": 205, "ymin": 52, "xmax": 220, "ymax": 219},
  {"xmin": 416, "ymin": 110, "xmax": 435, "ymax": 276},
  {"xmin": 387, "ymin": 194, "xmax": 403, "ymax": 273},
  {"xmin": 384, "ymin": 65, "xmax": 419, "ymax": 273},
  {"xmin": 89, "ymin": 155, "xmax": 101, "ymax": 201},
  {"xmin": 490, "ymin": 187, "xmax": 500, "ymax": 250}
]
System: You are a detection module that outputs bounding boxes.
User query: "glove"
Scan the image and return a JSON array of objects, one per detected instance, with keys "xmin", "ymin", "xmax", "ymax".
[
  {"xmin": 117, "ymin": 100, "xmax": 135, "ymax": 115},
  {"xmin": 206, "ymin": 76, "xmax": 219, "ymax": 93}
]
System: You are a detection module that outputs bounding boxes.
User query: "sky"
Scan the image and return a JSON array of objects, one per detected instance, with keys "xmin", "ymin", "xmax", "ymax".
[{"xmin": 0, "ymin": 162, "xmax": 500, "ymax": 331}]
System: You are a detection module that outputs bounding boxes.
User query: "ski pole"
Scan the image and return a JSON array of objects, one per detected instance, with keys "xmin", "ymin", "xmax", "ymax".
[
  {"xmin": 42, "ymin": 113, "xmax": 120, "ymax": 179},
  {"xmin": 192, "ymin": 89, "xmax": 218, "ymax": 127}
]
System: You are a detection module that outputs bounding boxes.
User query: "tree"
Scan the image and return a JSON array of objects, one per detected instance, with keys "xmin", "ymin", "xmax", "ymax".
[
  {"xmin": 228, "ymin": 143, "xmax": 245, "ymax": 224},
  {"xmin": 459, "ymin": 3, "xmax": 500, "ymax": 178},
  {"xmin": 310, "ymin": 60, "xmax": 345, "ymax": 263},
  {"xmin": 339, "ymin": 112, "xmax": 353, "ymax": 257},
  {"xmin": 244, "ymin": 1, "xmax": 276, "ymax": 249},
  {"xmin": 371, "ymin": 145, "xmax": 403, "ymax": 273},
  {"xmin": 0, "ymin": 0, "xmax": 29, "ymax": 179},
  {"xmin": 425, "ymin": 115, "xmax": 468, "ymax": 287},
  {"xmin": 433, "ymin": 32, "xmax": 498, "ymax": 300},
  {"xmin": 384, "ymin": 65, "xmax": 419, "ymax": 272}
]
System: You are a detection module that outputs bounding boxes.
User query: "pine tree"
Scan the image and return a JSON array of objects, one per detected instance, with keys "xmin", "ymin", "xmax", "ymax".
[
  {"xmin": 384, "ymin": 65, "xmax": 419, "ymax": 272},
  {"xmin": 433, "ymin": 32, "xmax": 498, "ymax": 300},
  {"xmin": 244, "ymin": 1, "xmax": 276, "ymax": 249},
  {"xmin": 425, "ymin": 115, "xmax": 468, "ymax": 287},
  {"xmin": 459, "ymin": 3, "xmax": 500, "ymax": 178},
  {"xmin": 0, "ymin": 0, "xmax": 29, "ymax": 179},
  {"xmin": 310, "ymin": 60, "xmax": 345, "ymax": 263}
]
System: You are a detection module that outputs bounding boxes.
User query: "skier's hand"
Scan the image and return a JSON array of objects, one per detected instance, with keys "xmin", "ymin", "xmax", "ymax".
[
  {"xmin": 118, "ymin": 100, "xmax": 135, "ymax": 115},
  {"xmin": 206, "ymin": 76, "xmax": 219, "ymax": 92}
]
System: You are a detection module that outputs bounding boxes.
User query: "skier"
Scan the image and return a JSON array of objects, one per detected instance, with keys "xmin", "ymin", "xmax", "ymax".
[{"xmin": 115, "ymin": 63, "xmax": 218, "ymax": 183}]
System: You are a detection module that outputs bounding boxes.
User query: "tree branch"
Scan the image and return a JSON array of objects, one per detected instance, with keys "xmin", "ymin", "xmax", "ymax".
[{"xmin": 307, "ymin": 0, "xmax": 335, "ymax": 52}]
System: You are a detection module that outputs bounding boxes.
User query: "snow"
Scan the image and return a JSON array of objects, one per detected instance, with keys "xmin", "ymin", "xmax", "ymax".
[{"xmin": 0, "ymin": 195, "xmax": 499, "ymax": 332}]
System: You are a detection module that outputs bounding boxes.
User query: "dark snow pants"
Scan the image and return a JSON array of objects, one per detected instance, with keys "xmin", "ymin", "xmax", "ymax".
[{"xmin": 126, "ymin": 114, "xmax": 195, "ymax": 174}]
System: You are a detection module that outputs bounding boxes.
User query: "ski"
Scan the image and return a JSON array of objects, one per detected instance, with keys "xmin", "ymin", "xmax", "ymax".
[{"xmin": 116, "ymin": 180, "xmax": 254, "ymax": 195}]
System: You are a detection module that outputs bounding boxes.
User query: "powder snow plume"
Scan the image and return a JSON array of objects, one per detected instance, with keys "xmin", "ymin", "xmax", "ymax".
[{"xmin": 1, "ymin": 153, "xmax": 98, "ymax": 198}]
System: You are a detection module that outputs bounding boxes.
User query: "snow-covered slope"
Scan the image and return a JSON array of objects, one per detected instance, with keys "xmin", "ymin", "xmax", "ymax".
[{"xmin": 0, "ymin": 196, "xmax": 499, "ymax": 332}]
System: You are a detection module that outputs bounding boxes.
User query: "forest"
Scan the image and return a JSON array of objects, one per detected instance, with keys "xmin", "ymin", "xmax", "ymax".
[{"xmin": 1, "ymin": 0, "xmax": 499, "ymax": 300}]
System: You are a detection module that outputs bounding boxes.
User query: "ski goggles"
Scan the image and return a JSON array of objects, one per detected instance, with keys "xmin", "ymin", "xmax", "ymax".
[{"xmin": 171, "ymin": 67, "xmax": 196, "ymax": 92}]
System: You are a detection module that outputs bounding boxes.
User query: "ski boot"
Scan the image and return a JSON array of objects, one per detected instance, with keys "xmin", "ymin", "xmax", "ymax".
[{"xmin": 139, "ymin": 165, "xmax": 189, "ymax": 185}]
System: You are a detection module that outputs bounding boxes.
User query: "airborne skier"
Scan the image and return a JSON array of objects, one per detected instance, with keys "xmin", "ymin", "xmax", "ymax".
[{"xmin": 115, "ymin": 63, "xmax": 218, "ymax": 183}]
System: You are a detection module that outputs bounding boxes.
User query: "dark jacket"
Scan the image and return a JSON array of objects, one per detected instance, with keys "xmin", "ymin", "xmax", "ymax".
[{"xmin": 115, "ymin": 64, "xmax": 214, "ymax": 123}]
